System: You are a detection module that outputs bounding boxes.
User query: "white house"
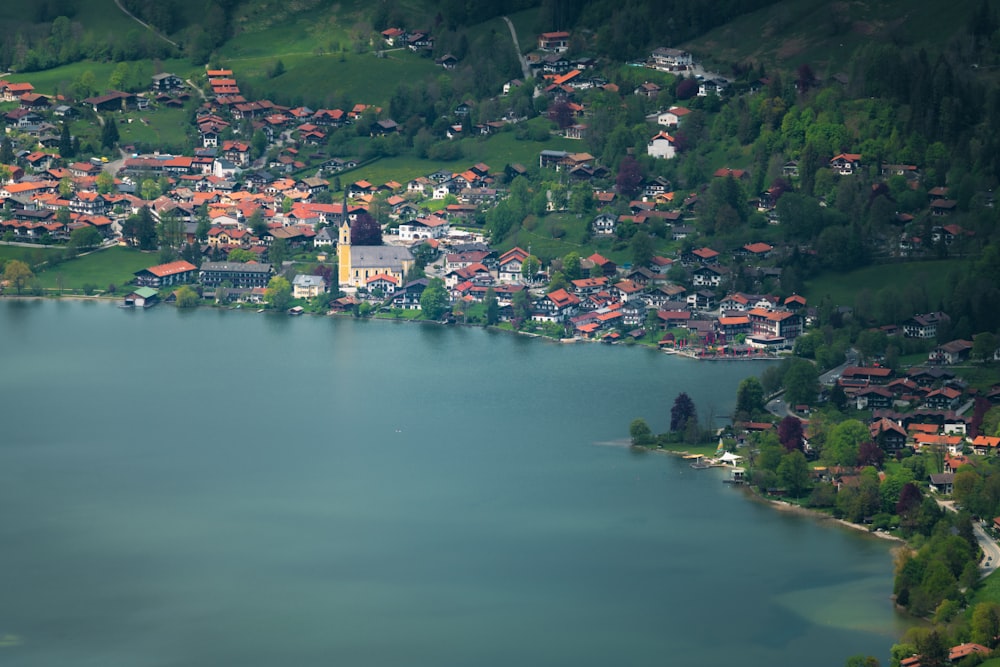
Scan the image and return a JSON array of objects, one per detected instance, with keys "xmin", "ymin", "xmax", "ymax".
[
  {"xmin": 647, "ymin": 132, "xmax": 677, "ymax": 159},
  {"xmin": 657, "ymin": 106, "xmax": 691, "ymax": 127},
  {"xmin": 397, "ymin": 215, "xmax": 450, "ymax": 242},
  {"xmin": 292, "ymin": 274, "xmax": 327, "ymax": 299}
]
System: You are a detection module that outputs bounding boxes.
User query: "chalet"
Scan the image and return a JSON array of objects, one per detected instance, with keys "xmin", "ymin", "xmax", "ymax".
[
  {"xmin": 397, "ymin": 215, "xmax": 449, "ymax": 242},
  {"xmin": 840, "ymin": 366, "xmax": 893, "ymax": 385},
  {"xmin": 134, "ymin": 260, "xmax": 198, "ymax": 288},
  {"xmin": 928, "ymin": 473, "xmax": 954, "ymax": 495},
  {"xmin": 221, "ymin": 140, "xmax": 251, "ymax": 168},
  {"xmin": 698, "ymin": 79, "xmax": 729, "ymax": 97},
  {"xmin": 83, "ymin": 91, "xmax": 136, "ymax": 112},
  {"xmin": 536, "ymin": 288, "xmax": 580, "ymax": 321},
  {"xmin": 151, "ymin": 72, "xmax": 183, "ymax": 92},
  {"xmin": 591, "ymin": 212, "xmax": 616, "ymax": 236},
  {"xmin": 586, "ymin": 252, "xmax": 617, "ymax": 277},
  {"xmin": 971, "ymin": 436, "xmax": 1000, "ymax": 456},
  {"xmin": 686, "ymin": 289, "xmax": 715, "ymax": 310},
  {"xmin": 924, "ymin": 387, "xmax": 963, "ymax": 411},
  {"xmin": 929, "ymin": 339, "xmax": 973, "ymax": 365},
  {"xmin": 692, "ymin": 266, "xmax": 724, "ymax": 287},
  {"xmin": 855, "ymin": 386, "xmax": 894, "ymax": 410},
  {"xmin": 366, "ymin": 274, "xmax": 400, "ymax": 295},
  {"xmin": 870, "ymin": 419, "xmax": 908, "ymax": 451},
  {"xmin": 830, "ymin": 153, "xmax": 862, "ymax": 175},
  {"xmin": 685, "ymin": 247, "xmax": 720, "ymax": 265},
  {"xmin": 634, "ymin": 82, "xmax": 661, "ymax": 98}
]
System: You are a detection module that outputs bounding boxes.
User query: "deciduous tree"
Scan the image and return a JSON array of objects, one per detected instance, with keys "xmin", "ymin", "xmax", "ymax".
[
  {"xmin": 351, "ymin": 211, "xmax": 382, "ymax": 246},
  {"xmin": 264, "ymin": 276, "xmax": 292, "ymax": 310},
  {"xmin": 419, "ymin": 277, "xmax": 449, "ymax": 320},
  {"xmin": 3, "ymin": 259, "xmax": 34, "ymax": 294},
  {"xmin": 778, "ymin": 416, "xmax": 804, "ymax": 452}
]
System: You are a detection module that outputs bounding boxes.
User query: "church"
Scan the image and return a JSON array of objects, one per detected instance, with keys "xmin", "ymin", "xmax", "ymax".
[{"xmin": 337, "ymin": 220, "xmax": 415, "ymax": 289}]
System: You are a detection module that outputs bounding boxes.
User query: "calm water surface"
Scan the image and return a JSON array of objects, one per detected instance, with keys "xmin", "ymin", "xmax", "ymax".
[{"xmin": 0, "ymin": 300, "xmax": 907, "ymax": 666}]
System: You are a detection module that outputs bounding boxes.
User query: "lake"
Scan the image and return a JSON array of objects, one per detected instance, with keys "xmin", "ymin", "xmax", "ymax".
[{"xmin": 0, "ymin": 300, "xmax": 907, "ymax": 666}]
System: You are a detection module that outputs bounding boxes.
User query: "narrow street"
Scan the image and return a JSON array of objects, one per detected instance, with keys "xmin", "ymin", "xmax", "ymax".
[{"xmin": 937, "ymin": 499, "xmax": 1000, "ymax": 577}]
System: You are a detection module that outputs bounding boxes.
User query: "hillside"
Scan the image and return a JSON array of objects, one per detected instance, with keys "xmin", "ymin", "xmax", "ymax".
[{"xmin": 683, "ymin": 0, "xmax": 983, "ymax": 74}]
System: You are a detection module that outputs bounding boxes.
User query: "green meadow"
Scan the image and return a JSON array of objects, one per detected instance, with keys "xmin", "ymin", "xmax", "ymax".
[
  {"xmin": 802, "ymin": 259, "xmax": 965, "ymax": 309},
  {"xmin": 35, "ymin": 247, "xmax": 157, "ymax": 291}
]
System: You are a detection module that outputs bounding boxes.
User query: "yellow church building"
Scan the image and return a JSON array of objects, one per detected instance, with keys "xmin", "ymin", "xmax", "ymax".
[{"xmin": 337, "ymin": 221, "xmax": 415, "ymax": 288}]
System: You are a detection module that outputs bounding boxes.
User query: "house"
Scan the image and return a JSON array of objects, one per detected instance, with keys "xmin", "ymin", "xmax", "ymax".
[
  {"xmin": 657, "ymin": 106, "xmax": 691, "ymax": 127},
  {"xmin": 83, "ymin": 91, "xmax": 136, "ymax": 112},
  {"xmin": 929, "ymin": 339, "xmax": 973, "ymax": 365},
  {"xmin": 928, "ymin": 472, "xmax": 954, "ymax": 495},
  {"xmin": 855, "ymin": 386, "xmax": 894, "ymax": 410},
  {"xmin": 292, "ymin": 274, "xmax": 327, "ymax": 299},
  {"xmin": 650, "ymin": 47, "xmax": 693, "ymax": 70},
  {"xmin": 151, "ymin": 72, "xmax": 184, "ymax": 92},
  {"xmin": 903, "ymin": 312, "xmax": 950, "ymax": 339},
  {"xmin": 498, "ymin": 247, "xmax": 530, "ymax": 283},
  {"xmin": 591, "ymin": 212, "xmax": 616, "ymax": 236},
  {"xmin": 647, "ymin": 132, "xmax": 676, "ymax": 159},
  {"xmin": 830, "ymin": 153, "xmax": 862, "ymax": 175},
  {"xmin": 692, "ymin": 266, "xmax": 724, "ymax": 287},
  {"xmin": 538, "ymin": 31, "xmax": 570, "ymax": 53},
  {"xmin": 134, "ymin": 260, "xmax": 198, "ymax": 288},
  {"xmin": 388, "ymin": 278, "xmax": 429, "ymax": 310}
]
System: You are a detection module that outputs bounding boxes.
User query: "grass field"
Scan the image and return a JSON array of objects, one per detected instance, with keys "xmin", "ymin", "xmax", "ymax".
[
  {"xmin": 35, "ymin": 246, "xmax": 157, "ymax": 292},
  {"xmin": 803, "ymin": 260, "xmax": 966, "ymax": 309},
  {"xmin": 347, "ymin": 118, "xmax": 581, "ymax": 187},
  {"xmin": 0, "ymin": 245, "xmax": 60, "ymax": 266}
]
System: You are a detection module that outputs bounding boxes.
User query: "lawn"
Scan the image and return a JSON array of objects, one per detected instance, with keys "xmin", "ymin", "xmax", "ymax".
[
  {"xmin": 803, "ymin": 259, "xmax": 966, "ymax": 309},
  {"xmin": 0, "ymin": 245, "xmax": 60, "ymax": 267},
  {"xmin": 347, "ymin": 119, "xmax": 582, "ymax": 188},
  {"xmin": 35, "ymin": 246, "xmax": 157, "ymax": 292},
  {"xmin": 6, "ymin": 58, "xmax": 201, "ymax": 98}
]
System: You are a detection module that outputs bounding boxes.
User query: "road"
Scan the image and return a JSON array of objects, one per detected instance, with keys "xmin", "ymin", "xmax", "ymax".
[
  {"xmin": 501, "ymin": 16, "xmax": 540, "ymax": 97},
  {"xmin": 937, "ymin": 499, "xmax": 1000, "ymax": 577},
  {"xmin": 113, "ymin": 0, "xmax": 179, "ymax": 48}
]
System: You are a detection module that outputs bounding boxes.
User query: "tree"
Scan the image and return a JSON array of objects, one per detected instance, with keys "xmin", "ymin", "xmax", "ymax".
[
  {"xmin": 268, "ymin": 237, "xmax": 288, "ymax": 268},
  {"xmin": 69, "ymin": 225, "xmax": 102, "ymax": 249},
  {"xmin": 227, "ymin": 248, "xmax": 256, "ymax": 263},
  {"xmin": 351, "ymin": 211, "xmax": 382, "ymax": 246},
  {"xmin": 973, "ymin": 332, "xmax": 997, "ymax": 365},
  {"xmin": 631, "ymin": 232, "xmax": 654, "ymax": 268},
  {"xmin": 3, "ymin": 260, "xmax": 33, "ymax": 295},
  {"xmin": 248, "ymin": 209, "xmax": 267, "ymax": 237},
  {"xmin": 175, "ymin": 285, "xmax": 200, "ymax": 308},
  {"xmin": 484, "ymin": 287, "xmax": 499, "ymax": 325},
  {"xmin": 101, "ymin": 114, "xmax": 119, "ymax": 150},
  {"xmin": 670, "ymin": 392, "xmax": 697, "ymax": 432},
  {"xmin": 970, "ymin": 602, "xmax": 1000, "ymax": 648},
  {"xmin": 616, "ymin": 154, "xmax": 643, "ymax": 198},
  {"xmin": 778, "ymin": 416, "xmax": 804, "ymax": 452},
  {"xmin": 630, "ymin": 418, "xmax": 654, "ymax": 447},
  {"xmin": 420, "ymin": 277, "xmax": 449, "ymax": 320},
  {"xmin": 782, "ymin": 358, "xmax": 818, "ymax": 406},
  {"xmin": 825, "ymin": 419, "xmax": 869, "ymax": 466},
  {"xmin": 521, "ymin": 255, "xmax": 540, "ymax": 281},
  {"xmin": 157, "ymin": 209, "xmax": 184, "ymax": 251},
  {"xmin": 778, "ymin": 450, "xmax": 811, "ymax": 497},
  {"xmin": 265, "ymin": 276, "xmax": 292, "ymax": 310},
  {"xmin": 735, "ymin": 377, "xmax": 766, "ymax": 419},
  {"xmin": 857, "ymin": 440, "xmax": 884, "ymax": 468},
  {"xmin": 96, "ymin": 171, "xmax": 115, "ymax": 194}
]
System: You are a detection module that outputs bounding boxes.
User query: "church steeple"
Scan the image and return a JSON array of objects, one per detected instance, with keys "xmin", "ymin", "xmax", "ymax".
[{"xmin": 337, "ymin": 186, "xmax": 351, "ymax": 285}]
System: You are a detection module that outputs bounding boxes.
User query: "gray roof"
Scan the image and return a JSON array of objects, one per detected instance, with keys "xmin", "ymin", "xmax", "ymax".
[
  {"xmin": 350, "ymin": 245, "xmax": 413, "ymax": 270},
  {"xmin": 200, "ymin": 262, "xmax": 273, "ymax": 274},
  {"xmin": 293, "ymin": 274, "xmax": 325, "ymax": 287}
]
